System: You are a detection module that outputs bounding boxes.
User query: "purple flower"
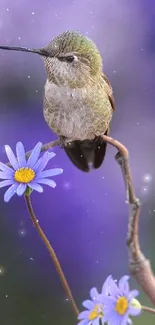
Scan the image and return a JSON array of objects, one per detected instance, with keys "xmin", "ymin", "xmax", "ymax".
[
  {"xmin": 77, "ymin": 276, "xmax": 112, "ymax": 325},
  {"xmin": 0, "ymin": 141, "xmax": 63, "ymax": 202},
  {"xmin": 101, "ymin": 275, "xmax": 141, "ymax": 325}
]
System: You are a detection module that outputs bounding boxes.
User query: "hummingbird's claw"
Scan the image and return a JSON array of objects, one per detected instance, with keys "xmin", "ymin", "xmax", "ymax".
[
  {"xmin": 59, "ymin": 137, "xmax": 65, "ymax": 149},
  {"xmin": 59, "ymin": 137, "xmax": 73, "ymax": 149},
  {"xmin": 115, "ymin": 151, "xmax": 122, "ymax": 160}
]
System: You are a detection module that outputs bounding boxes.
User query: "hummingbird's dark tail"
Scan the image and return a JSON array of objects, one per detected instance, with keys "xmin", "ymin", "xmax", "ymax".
[{"xmin": 63, "ymin": 130, "xmax": 109, "ymax": 172}]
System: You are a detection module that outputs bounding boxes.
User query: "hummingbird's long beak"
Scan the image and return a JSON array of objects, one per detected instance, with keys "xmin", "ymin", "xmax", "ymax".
[{"xmin": 0, "ymin": 45, "xmax": 50, "ymax": 57}]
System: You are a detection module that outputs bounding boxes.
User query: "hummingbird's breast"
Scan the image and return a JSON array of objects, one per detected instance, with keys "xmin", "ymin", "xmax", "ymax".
[{"xmin": 43, "ymin": 79, "xmax": 113, "ymax": 141}]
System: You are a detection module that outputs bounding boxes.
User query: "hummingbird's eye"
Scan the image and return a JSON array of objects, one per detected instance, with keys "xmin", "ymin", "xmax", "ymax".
[
  {"xmin": 65, "ymin": 55, "xmax": 76, "ymax": 63},
  {"xmin": 58, "ymin": 55, "xmax": 78, "ymax": 63}
]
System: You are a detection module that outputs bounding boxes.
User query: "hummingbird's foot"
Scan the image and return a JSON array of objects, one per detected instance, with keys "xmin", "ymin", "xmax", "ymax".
[
  {"xmin": 95, "ymin": 136, "xmax": 105, "ymax": 143},
  {"xmin": 59, "ymin": 137, "xmax": 65, "ymax": 149},
  {"xmin": 115, "ymin": 151, "xmax": 122, "ymax": 160},
  {"xmin": 59, "ymin": 137, "xmax": 73, "ymax": 149}
]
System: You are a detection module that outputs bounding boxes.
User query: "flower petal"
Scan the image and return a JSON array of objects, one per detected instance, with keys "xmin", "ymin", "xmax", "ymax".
[
  {"xmin": 5, "ymin": 145, "xmax": 19, "ymax": 170},
  {"xmin": 107, "ymin": 278, "xmax": 120, "ymax": 297},
  {"xmin": 101, "ymin": 295, "xmax": 116, "ymax": 307},
  {"xmin": 128, "ymin": 290, "xmax": 139, "ymax": 300},
  {"xmin": 0, "ymin": 171, "xmax": 13, "ymax": 180},
  {"xmin": 28, "ymin": 182, "xmax": 43, "ymax": 193},
  {"xmin": 82, "ymin": 300, "xmax": 94, "ymax": 310},
  {"xmin": 105, "ymin": 312, "xmax": 120, "ymax": 325},
  {"xmin": 16, "ymin": 142, "xmax": 26, "ymax": 167},
  {"xmin": 0, "ymin": 161, "xmax": 14, "ymax": 173},
  {"xmin": 118, "ymin": 276, "xmax": 130, "ymax": 295},
  {"xmin": 128, "ymin": 306, "xmax": 141, "ymax": 316},
  {"xmin": 101, "ymin": 275, "xmax": 113, "ymax": 295},
  {"xmin": 27, "ymin": 142, "xmax": 42, "ymax": 168},
  {"xmin": 16, "ymin": 183, "xmax": 27, "ymax": 196},
  {"xmin": 78, "ymin": 310, "xmax": 89, "ymax": 320},
  {"xmin": 127, "ymin": 318, "xmax": 132, "ymax": 324},
  {"xmin": 90, "ymin": 287, "xmax": 99, "ymax": 301},
  {"xmin": 37, "ymin": 168, "xmax": 63, "ymax": 179},
  {"xmin": 4, "ymin": 183, "xmax": 19, "ymax": 202},
  {"xmin": 0, "ymin": 180, "xmax": 15, "ymax": 188},
  {"xmin": 119, "ymin": 313, "xmax": 130, "ymax": 325},
  {"xmin": 34, "ymin": 151, "xmax": 56, "ymax": 173},
  {"xmin": 92, "ymin": 318, "xmax": 100, "ymax": 325},
  {"xmin": 77, "ymin": 319, "xmax": 89, "ymax": 325},
  {"xmin": 36, "ymin": 178, "xmax": 56, "ymax": 188}
]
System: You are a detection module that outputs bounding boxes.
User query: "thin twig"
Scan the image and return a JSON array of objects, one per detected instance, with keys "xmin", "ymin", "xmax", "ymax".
[
  {"xmin": 24, "ymin": 194, "xmax": 79, "ymax": 316},
  {"xmin": 142, "ymin": 305, "xmax": 155, "ymax": 314},
  {"xmin": 102, "ymin": 135, "xmax": 155, "ymax": 305},
  {"xmin": 6, "ymin": 139, "xmax": 60, "ymax": 167}
]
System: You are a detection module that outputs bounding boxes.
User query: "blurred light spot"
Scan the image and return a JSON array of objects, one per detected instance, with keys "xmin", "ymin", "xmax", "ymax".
[
  {"xmin": 63, "ymin": 181, "xmax": 71, "ymax": 190},
  {"xmin": 18, "ymin": 228, "xmax": 27, "ymax": 237},
  {"xmin": 0, "ymin": 265, "xmax": 5, "ymax": 276},
  {"xmin": 141, "ymin": 185, "xmax": 149, "ymax": 194},
  {"xmin": 142, "ymin": 173, "xmax": 152, "ymax": 183}
]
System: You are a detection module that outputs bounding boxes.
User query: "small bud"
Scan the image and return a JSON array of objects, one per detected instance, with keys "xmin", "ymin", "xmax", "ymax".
[
  {"xmin": 25, "ymin": 186, "xmax": 33, "ymax": 196},
  {"xmin": 130, "ymin": 298, "xmax": 142, "ymax": 311}
]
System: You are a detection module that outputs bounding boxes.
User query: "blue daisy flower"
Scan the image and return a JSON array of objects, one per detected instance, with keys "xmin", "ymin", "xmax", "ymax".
[
  {"xmin": 0, "ymin": 141, "xmax": 63, "ymax": 202},
  {"xmin": 77, "ymin": 276, "xmax": 112, "ymax": 325},
  {"xmin": 101, "ymin": 275, "xmax": 141, "ymax": 325}
]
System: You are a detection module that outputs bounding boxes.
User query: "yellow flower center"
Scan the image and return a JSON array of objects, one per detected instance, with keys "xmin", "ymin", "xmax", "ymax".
[
  {"xmin": 89, "ymin": 304, "xmax": 103, "ymax": 320},
  {"xmin": 14, "ymin": 168, "xmax": 35, "ymax": 183},
  {"xmin": 115, "ymin": 297, "xmax": 128, "ymax": 315}
]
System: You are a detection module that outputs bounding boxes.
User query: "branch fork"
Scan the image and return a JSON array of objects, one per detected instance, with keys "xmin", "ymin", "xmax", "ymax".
[{"xmin": 5, "ymin": 135, "xmax": 155, "ymax": 314}]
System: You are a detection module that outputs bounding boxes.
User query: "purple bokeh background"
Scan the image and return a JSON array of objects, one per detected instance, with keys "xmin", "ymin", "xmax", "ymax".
[{"xmin": 0, "ymin": 1, "xmax": 155, "ymax": 324}]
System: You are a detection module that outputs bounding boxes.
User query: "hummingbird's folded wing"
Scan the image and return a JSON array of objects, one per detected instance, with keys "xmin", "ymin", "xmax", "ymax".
[
  {"xmin": 93, "ymin": 74, "xmax": 115, "ymax": 169},
  {"xmin": 102, "ymin": 73, "xmax": 115, "ymax": 111}
]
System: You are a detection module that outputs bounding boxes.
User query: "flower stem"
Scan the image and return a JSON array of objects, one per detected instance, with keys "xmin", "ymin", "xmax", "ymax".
[
  {"xmin": 24, "ymin": 194, "xmax": 79, "ymax": 316},
  {"xmin": 142, "ymin": 305, "xmax": 155, "ymax": 314}
]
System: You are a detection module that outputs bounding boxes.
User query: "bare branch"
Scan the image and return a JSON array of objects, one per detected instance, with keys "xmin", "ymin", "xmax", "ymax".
[
  {"xmin": 4, "ymin": 135, "xmax": 155, "ymax": 305},
  {"xmin": 142, "ymin": 305, "xmax": 155, "ymax": 314},
  {"xmin": 102, "ymin": 135, "xmax": 155, "ymax": 306}
]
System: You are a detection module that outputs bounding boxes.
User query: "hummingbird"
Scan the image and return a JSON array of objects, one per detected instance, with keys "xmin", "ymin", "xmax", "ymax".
[{"xmin": 0, "ymin": 30, "xmax": 115, "ymax": 172}]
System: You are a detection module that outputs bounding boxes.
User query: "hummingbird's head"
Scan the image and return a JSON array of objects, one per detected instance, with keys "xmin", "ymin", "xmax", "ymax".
[
  {"xmin": 42, "ymin": 30, "xmax": 103, "ymax": 88},
  {"xmin": 0, "ymin": 30, "xmax": 102, "ymax": 88}
]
